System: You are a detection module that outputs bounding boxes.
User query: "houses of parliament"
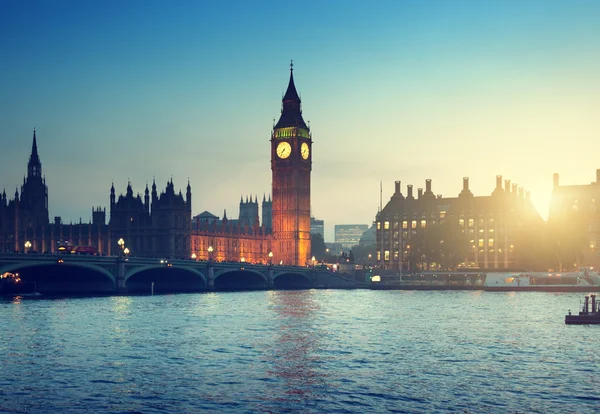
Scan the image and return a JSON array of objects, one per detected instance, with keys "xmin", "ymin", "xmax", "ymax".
[{"xmin": 0, "ymin": 65, "xmax": 313, "ymax": 266}]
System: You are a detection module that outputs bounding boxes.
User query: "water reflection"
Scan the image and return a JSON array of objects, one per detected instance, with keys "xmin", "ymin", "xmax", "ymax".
[{"xmin": 265, "ymin": 290, "xmax": 327, "ymax": 404}]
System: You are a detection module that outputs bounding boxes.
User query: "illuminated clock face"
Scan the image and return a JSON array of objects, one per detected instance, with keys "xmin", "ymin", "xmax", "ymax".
[
  {"xmin": 301, "ymin": 142, "xmax": 310, "ymax": 160},
  {"xmin": 276, "ymin": 141, "xmax": 291, "ymax": 159}
]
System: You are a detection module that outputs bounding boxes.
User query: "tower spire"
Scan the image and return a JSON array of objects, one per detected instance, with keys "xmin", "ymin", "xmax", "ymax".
[
  {"xmin": 27, "ymin": 128, "xmax": 42, "ymax": 178},
  {"xmin": 274, "ymin": 60, "xmax": 308, "ymax": 129}
]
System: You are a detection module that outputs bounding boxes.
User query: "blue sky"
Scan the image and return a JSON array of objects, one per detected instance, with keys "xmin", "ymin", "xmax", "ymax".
[{"xmin": 1, "ymin": 0, "xmax": 600, "ymax": 241}]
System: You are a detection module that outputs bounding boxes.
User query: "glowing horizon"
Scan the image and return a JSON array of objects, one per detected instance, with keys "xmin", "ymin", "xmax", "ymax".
[{"xmin": 1, "ymin": 1, "xmax": 599, "ymax": 241}]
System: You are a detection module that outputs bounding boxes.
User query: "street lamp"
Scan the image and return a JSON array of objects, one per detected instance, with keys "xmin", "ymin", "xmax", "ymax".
[
  {"xmin": 208, "ymin": 245, "xmax": 213, "ymax": 262},
  {"xmin": 117, "ymin": 238, "xmax": 125, "ymax": 256},
  {"xmin": 311, "ymin": 256, "xmax": 316, "ymax": 267},
  {"xmin": 191, "ymin": 253, "xmax": 197, "ymax": 260},
  {"xmin": 241, "ymin": 257, "xmax": 246, "ymax": 263},
  {"xmin": 123, "ymin": 247, "xmax": 130, "ymax": 256},
  {"xmin": 268, "ymin": 251, "xmax": 273, "ymax": 266},
  {"xmin": 24, "ymin": 240, "xmax": 32, "ymax": 253}
]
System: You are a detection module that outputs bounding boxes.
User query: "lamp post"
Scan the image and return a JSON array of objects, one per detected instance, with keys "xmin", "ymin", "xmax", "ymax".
[
  {"xmin": 24, "ymin": 240, "xmax": 32, "ymax": 254},
  {"xmin": 117, "ymin": 238, "xmax": 125, "ymax": 256},
  {"xmin": 123, "ymin": 247, "xmax": 130, "ymax": 256},
  {"xmin": 268, "ymin": 251, "xmax": 273, "ymax": 266},
  {"xmin": 191, "ymin": 253, "xmax": 197, "ymax": 260},
  {"xmin": 311, "ymin": 256, "xmax": 316, "ymax": 268},
  {"xmin": 208, "ymin": 245, "xmax": 213, "ymax": 262}
]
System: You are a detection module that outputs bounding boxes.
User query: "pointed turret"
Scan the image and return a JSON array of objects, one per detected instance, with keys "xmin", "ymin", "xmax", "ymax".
[
  {"xmin": 186, "ymin": 179, "xmax": 192, "ymax": 212},
  {"xmin": 151, "ymin": 178, "xmax": 158, "ymax": 205},
  {"xmin": 274, "ymin": 60, "xmax": 309, "ymax": 129},
  {"xmin": 27, "ymin": 129, "xmax": 42, "ymax": 178},
  {"xmin": 144, "ymin": 182, "xmax": 150, "ymax": 212},
  {"xmin": 110, "ymin": 182, "xmax": 116, "ymax": 206}
]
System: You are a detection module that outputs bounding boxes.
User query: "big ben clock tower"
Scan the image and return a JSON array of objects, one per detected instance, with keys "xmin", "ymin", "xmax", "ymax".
[{"xmin": 271, "ymin": 61, "xmax": 312, "ymax": 266}]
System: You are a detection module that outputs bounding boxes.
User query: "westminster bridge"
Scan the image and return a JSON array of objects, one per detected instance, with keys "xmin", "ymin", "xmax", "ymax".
[{"xmin": 0, "ymin": 253, "xmax": 357, "ymax": 294}]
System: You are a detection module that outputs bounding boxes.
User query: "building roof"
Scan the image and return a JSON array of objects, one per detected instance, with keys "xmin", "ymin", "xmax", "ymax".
[
  {"xmin": 274, "ymin": 63, "xmax": 308, "ymax": 130},
  {"xmin": 194, "ymin": 211, "xmax": 218, "ymax": 219}
]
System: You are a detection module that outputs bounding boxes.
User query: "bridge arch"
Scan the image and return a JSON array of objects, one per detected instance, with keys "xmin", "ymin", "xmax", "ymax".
[
  {"xmin": 125, "ymin": 265, "xmax": 206, "ymax": 293},
  {"xmin": 0, "ymin": 261, "xmax": 116, "ymax": 293},
  {"xmin": 214, "ymin": 268, "xmax": 268, "ymax": 290},
  {"xmin": 273, "ymin": 271, "xmax": 312, "ymax": 289}
]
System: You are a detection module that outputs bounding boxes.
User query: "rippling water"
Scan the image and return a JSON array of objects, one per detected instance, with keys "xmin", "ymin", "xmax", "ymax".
[{"xmin": 1, "ymin": 290, "xmax": 599, "ymax": 413}]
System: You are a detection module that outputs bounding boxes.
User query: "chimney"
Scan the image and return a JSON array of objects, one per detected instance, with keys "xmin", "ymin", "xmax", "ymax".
[
  {"xmin": 426, "ymin": 179, "xmax": 432, "ymax": 193},
  {"xmin": 505, "ymin": 179, "xmax": 511, "ymax": 193},
  {"xmin": 553, "ymin": 173, "xmax": 559, "ymax": 189},
  {"xmin": 395, "ymin": 181, "xmax": 401, "ymax": 195},
  {"xmin": 512, "ymin": 183, "xmax": 517, "ymax": 194},
  {"xmin": 407, "ymin": 185, "xmax": 414, "ymax": 199},
  {"xmin": 496, "ymin": 175, "xmax": 502, "ymax": 189},
  {"xmin": 418, "ymin": 188, "xmax": 423, "ymax": 199},
  {"xmin": 463, "ymin": 177, "xmax": 469, "ymax": 191}
]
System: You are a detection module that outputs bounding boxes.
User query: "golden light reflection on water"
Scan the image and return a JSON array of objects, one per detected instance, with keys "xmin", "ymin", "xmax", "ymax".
[
  {"xmin": 265, "ymin": 290, "xmax": 327, "ymax": 403},
  {"xmin": 110, "ymin": 296, "xmax": 132, "ymax": 315}
]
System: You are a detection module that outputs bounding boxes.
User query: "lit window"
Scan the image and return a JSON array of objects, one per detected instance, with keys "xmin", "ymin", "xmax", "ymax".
[
  {"xmin": 468, "ymin": 219, "xmax": 474, "ymax": 227},
  {"xmin": 440, "ymin": 211, "xmax": 446, "ymax": 219},
  {"xmin": 402, "ymin": 221, "xmax": 408, "ymax": 229},
  {"xmin": 377, "ymin": 251, "xmax": 381, "ymax": 261},
  {"xmin": 489, "ymin": 228, "xmax": 494, "ymax": 233},
  {"xmin": 459, "ymin": 219, "xmax": 464, "ymax": 226},
  {"xmin": 478, "ymin": 239, "xmax": 484, "ymax": 248},
  {"xmin": 384, "ymin": 221, "xmax": 390, "ymax": 230},
  {"xmin": 488, "ymin": 239, "xmax": 494, "ymax": 247},
  {"xmin": 384, "ymin": 250, "xmax": 390, "ymax": 261},
  {"xmin": 412, "ymin": 220, "xmax": 417, "ymax": 229},
  {"xmin": 377, "ymin": 222, "xmax": 381, "ymax": 230},
  {"xmin": 421, "ymin": 220, "xmax": 426, "ymax": 228}
]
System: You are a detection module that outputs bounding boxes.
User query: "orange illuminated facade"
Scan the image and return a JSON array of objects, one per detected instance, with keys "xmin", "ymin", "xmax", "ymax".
[
  {"xmin": 271, "ymin": 63, "xmax": 312, "ymax": 266},
  {"xmin": 190, "ymin": 63, "xmax": 312, "ymax": 266}
]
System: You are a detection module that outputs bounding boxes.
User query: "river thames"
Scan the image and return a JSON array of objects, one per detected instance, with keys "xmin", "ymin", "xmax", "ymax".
[{"xmin": 1, "ymin": 290, "xmax": 598, "ymax": 413}]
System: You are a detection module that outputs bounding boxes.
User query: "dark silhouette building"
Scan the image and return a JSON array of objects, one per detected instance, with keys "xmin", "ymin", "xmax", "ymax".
[
  {"xmin": 0, "ymin": 130, "xmax": 109, "ymax": 254},
  {"xmin": 109, "ymin": 179, "xmax": 191, "ymax": 258}
]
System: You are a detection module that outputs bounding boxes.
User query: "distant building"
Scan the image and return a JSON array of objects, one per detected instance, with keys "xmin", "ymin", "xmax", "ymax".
[
  {"xmin": 359, "ymin": 224, "xmax": 376, "ymax": 247},
  {"xmin": 310, "ymin": 217, "xmax": 324, "ymax": 238},
  {"xmin": 376, "ymin": 176, "xmax": 542, "ymax": 270},
  {"xmin": 335, "ymin": 224, "xmax": 369, "ymax": 250},
  {"xmin": 549, "ymin": 170, "xmax": 600, "ymax": 268},
  {"xmin": 325, "ymin": 242, "xmax": 344, "ymax": 256}
]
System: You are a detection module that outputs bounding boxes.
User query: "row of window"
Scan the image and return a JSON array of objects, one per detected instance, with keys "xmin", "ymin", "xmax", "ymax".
[{"xmin": 377, "ymin": 247, "xmax": 511, "ymax": 261}]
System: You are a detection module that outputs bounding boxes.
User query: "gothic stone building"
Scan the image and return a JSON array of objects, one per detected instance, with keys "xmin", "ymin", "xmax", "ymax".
[
  {"xmin": 109, "ymin": 179, "xmax": 191, "ymax": 258},
  {"xmin": 376, "ymin": 176, "xmax": 543, "ymax": 270},
  {"xmin": 191, "ymin": 196, "xmax": 272, "ymax": 263},
  {"xmin": 191, "ymin": 64, "xmax": 312, "ymax": 266},
  {"xmin": 0, "ymin": 130, "xmax": 109, "ymax": 254}
]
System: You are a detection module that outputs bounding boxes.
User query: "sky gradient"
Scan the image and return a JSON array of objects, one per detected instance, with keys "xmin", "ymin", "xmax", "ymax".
[{"xmin": 1, "ymin": 0, "xmax": 600, "ymax": 241}]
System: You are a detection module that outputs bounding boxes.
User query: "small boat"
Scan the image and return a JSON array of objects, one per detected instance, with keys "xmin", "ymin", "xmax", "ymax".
[
  {"xmin": 565, "ymin": 294, "xmax": 600, "ymax": 324},
  {"xmin": 0, "ymin": 272, "xmax": 38, "ymax": 295}
]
